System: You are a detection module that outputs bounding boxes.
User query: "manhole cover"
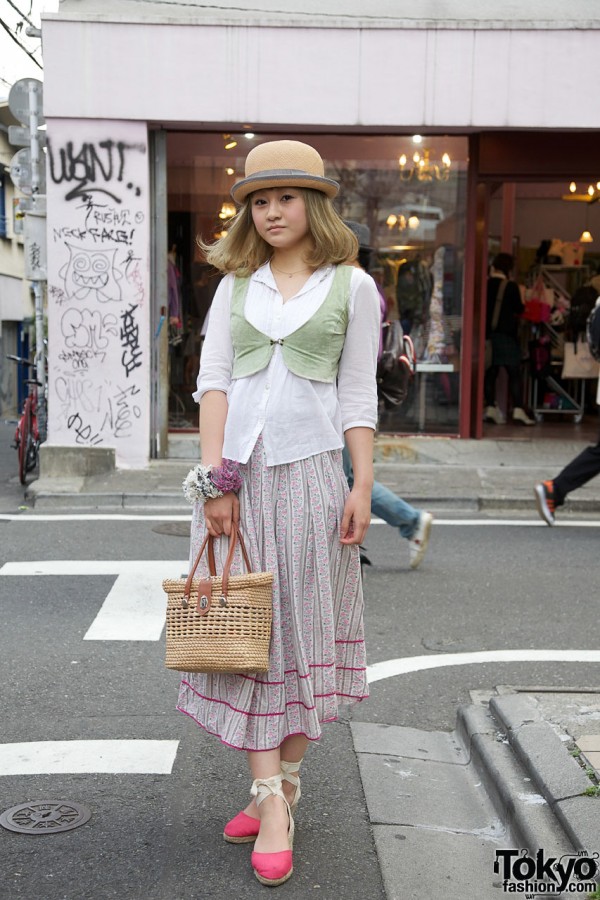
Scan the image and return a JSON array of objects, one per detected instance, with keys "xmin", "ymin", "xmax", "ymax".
[
  {"xmin": 152, "ymin": 523, "xmax": 190, "ymax": 538},
  {"xmin": 0, "ymin": 800, "xmax": 91, "ymax": 835}
]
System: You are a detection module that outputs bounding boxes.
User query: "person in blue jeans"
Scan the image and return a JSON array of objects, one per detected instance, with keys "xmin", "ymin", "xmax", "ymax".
[
  {"xmin": 343, "ymin": 220, "xmax": 433, "ymax": 569},
  {"xmin": 342, "ymin": 431, "xmax": 433, "ymax": 569}
]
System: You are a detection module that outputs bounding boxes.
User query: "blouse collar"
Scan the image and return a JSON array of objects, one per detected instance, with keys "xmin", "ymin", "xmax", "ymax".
[{"xmin": 254, "ymin": 261, "xmax": 333, "ymax": 298}]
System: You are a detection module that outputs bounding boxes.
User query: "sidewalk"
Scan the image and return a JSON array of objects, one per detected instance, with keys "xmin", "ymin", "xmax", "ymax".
[
  {"xmin": 24, "ymin": 433, "xmax": 600, "ymax": 515},
  {"xmin": 354, "ymin": 688, "xmax": 600, "ymax": 899}
]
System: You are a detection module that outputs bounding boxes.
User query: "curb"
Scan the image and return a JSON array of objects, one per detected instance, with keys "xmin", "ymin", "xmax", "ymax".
[
  {"xmin": 457, "ymin": 694, "xmax": 600, "ymax": 857},
  {"xmin": 456, "ymin": 703, "xmax": 574, "ymax": 856},
  {"xmin": 25, "ymin": 490, "xmax": 189, "ymax": 511},
  {"xmin": 24, "ymin": 487, "xmax": 600, "ymax": 514},
  {"xmin": 490, "ymin": 694, "xmax": 600, "ymax": 854}
]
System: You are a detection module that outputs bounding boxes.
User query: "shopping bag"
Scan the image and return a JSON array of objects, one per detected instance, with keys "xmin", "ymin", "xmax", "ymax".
[{"xmin": 561, "ymin": 340, "xmax": 600, "ymax": 379}]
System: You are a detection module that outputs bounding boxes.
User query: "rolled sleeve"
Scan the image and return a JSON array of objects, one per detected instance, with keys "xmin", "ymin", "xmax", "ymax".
[
  {"xmin": 192, "ymin": 274, "xmax": 235, "ymax": 403},
  {"xmin": 337, "ymin": 269, "xmax": 380, "ymax": 432}
]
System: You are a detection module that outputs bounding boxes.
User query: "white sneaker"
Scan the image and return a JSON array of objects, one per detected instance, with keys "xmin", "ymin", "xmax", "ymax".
[
  {"xmin": 512, "ymin": 407, "xmax": 534, "ymax": 426},
  {"xmin": 484, "ymin": 405, "xmax": 505, "ymax": 424},
  {"xmin": 409, "ymin": 512, "xmax": 433, "ymax": 569}
]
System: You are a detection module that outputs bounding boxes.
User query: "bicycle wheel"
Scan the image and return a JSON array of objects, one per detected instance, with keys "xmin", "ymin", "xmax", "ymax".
[
  {"xmin": 26, "ymin": 427, "xmax": 39, "ymax": 473},
  {"xmin": 18, "ymin": 399, "xmax": 31, "ymax": 485}
]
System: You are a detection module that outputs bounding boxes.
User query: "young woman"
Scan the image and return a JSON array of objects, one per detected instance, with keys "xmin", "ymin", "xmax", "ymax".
[{"xmin": 177, "ymin": 140, "xmax": 380, "ymax": 887}]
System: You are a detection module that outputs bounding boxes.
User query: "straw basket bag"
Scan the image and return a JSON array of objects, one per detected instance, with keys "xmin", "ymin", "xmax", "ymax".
[{"xmin": 163, "ymin": 527, "xmax": 272, "ymax": 674}]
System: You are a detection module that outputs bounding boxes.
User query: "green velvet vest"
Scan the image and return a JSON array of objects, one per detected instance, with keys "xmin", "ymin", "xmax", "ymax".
[{"xmin": 230, "ymin": 266, "xmax": 352, "ymax": 383}]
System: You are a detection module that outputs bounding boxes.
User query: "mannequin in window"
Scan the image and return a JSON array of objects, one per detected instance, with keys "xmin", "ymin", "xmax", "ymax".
[{"xmin": 167, "ymin": 244, "xmax": 183, "ymax": 346}]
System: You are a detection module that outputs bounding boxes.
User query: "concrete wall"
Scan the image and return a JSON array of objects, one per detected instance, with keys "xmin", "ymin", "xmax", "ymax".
[
  {"xmin": 53, "ymin": 0, "xmax": 600, "ymax": 29},
  {"xmin": 0, "ymin": 129, "xmax": 30, "ymax": 328},
  {"xmin": 45, "ymin": 119, "xmax": 150, "ymax": 468},
  {"xmin": 0, "ymin": 121, "xmax": 31, "ymax": 419}
]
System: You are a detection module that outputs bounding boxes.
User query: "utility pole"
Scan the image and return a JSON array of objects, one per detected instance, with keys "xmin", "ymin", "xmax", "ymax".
[{"xmin": 8, "ymin": 77, "xmax": 48, "ymax": 440}]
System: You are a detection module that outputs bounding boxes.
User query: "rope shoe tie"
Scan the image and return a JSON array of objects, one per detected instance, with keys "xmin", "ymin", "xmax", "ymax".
[
  {"xmin": 250, "ymin": 774, "xmax": 294, "ymax": 886},
  {"xmin": 223, "ymin": 758, "xmax": 303, "ymax": 844}
]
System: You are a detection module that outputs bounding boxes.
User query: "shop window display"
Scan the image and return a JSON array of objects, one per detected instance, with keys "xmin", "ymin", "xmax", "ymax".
[{"xmin": 166, "ymin": 132, "xmax": 468, "ymax": 435}]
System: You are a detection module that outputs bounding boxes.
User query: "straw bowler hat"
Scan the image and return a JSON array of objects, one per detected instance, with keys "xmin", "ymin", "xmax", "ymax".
[{"xmin": 231, "ymin": 140, "xmax": 339, "ymax": 203}]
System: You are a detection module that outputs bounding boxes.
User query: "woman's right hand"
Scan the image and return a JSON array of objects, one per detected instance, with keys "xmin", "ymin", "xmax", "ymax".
[{"xmin": 204, "ymin": 492, "xmax": 240, "ymax": 537}]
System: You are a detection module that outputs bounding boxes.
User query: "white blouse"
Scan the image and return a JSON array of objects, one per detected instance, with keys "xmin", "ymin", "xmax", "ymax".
[{"xmin": 194, "ymin": 262, "xmax": 380, "ymax": 466}]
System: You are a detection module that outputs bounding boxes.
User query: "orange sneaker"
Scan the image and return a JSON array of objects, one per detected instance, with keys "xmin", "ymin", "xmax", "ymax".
[{"xmin": 534, "ymin": 481, "xmax": 556, "ymax": 526}]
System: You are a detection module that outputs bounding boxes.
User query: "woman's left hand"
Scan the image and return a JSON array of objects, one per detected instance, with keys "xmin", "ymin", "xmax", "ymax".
[{"xmin": 340, "ymin": 487, "xmax": 372, "ymax": 545}]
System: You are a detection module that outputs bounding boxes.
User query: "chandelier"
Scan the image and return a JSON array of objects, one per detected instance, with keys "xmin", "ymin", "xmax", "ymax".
[
  {"xmin": 386, "ymin": 213, "xmax": 420, "ymax": 232},
  {"xmin": 218, "ymin": 201, "xmax": 236, "ymax": 220},
  {"xmin": 213, "ymin": 201, "xmax": 237, "ymax": 238},
  {"xmin": 562, "ymin": 181, "xmax": 600, "ymax": 243},
  {"xmin": 564, "ymin": 181, "xmax": 600, "ymax": 202},
  {"xmin": 398, "ymin": 148, "xmax": 451, "ymax": 182}
]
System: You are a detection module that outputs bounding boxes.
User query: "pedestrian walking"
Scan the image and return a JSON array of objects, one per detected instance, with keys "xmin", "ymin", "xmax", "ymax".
[
  {"xmin": 535, "ymin": 433, "xmax": 600, "ymax": 524},
  {"xmin": 344, "ymin": 221, "xmax": 433, "ymax": 569},
  {"xmin": 535, "ymin": 308, "xmax": 600, "ymax": 524},
  {"xmin": 343, "ymin": 446, "xmax": 433, "ymax": 567},
  {"xmin": 178, "ymin": 140, "xmax": 380, "ymax": 887}
]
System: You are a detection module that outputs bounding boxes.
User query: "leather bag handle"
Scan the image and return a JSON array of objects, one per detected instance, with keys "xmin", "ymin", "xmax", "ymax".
[{"xmin": 183, "ymin": 526, "xmax": 252, "ymax": 608}]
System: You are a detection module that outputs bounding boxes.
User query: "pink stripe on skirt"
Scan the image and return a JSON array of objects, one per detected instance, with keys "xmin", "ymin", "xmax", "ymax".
[{"xmin": 176, "ymin": 437, "xmax": 369, "ymax": 751}]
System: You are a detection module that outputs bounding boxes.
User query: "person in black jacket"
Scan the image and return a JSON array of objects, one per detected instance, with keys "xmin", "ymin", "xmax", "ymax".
[
  {"xmin": 535, "ymin": 296, "xmax": 600, "ymax": 524},
  {"xmin": 484, "ymin": 252, "xmax": 533, "ymax": 425}
]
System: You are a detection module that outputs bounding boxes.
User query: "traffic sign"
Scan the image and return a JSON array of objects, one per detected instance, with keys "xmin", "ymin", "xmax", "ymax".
[
  {"xmin": 8, "ymin": 124, "xmax": 46, "ymax": 148},
  {"xmin": 8, "ymin": 78, "xmax": 45, "ymax": 127},
  {"xmin": 9, "ymin": 148, "xmax": 46, "ymax": 196},
  {"xmin": 24, "ymin": 210, "xmax": 47, "ymax": 282},
  {"xmin": 10, "ymin": 148, "xmax": 33, "ymax": 195}
]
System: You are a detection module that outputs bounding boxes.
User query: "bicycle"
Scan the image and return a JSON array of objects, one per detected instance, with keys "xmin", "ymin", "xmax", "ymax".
[{"xmin": 6, "ymin": 354, "xmax": 42, "ymax": 485}]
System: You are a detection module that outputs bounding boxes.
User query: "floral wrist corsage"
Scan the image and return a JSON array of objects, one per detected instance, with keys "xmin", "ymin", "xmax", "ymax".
[{"xmin": 182, "ymin": 459, "xmax": 243, "ymax": 505}]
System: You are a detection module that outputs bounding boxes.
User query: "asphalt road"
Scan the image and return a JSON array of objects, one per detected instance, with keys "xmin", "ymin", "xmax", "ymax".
[{"xmin": 0, "ymin": 424, "xmax": 598, "ymax": 899}]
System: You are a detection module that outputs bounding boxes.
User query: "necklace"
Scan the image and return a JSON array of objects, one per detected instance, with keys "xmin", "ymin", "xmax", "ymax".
[{"xmin": 271, "ymin": 263, "xmax": 313, "ymax": 279}]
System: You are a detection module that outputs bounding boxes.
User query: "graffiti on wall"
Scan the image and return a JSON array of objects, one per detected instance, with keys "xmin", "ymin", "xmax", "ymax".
[
  {"xmin": 47, "ymin": 138, "xmax": 145, "ymax": 202},
  {"xmin": 47, "ymin": 123, "xmax": 149, "ymax": 466}
]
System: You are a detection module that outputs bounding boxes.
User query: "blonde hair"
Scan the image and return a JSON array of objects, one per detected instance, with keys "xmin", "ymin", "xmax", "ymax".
[{"xmin": 198, "ymin": 189, "xmax": 358, "ymax": 275}]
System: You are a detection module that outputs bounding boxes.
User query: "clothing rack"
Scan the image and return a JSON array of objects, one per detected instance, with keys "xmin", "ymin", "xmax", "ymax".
[
  {"xmin": 529, "ymin": 320, "xmax": 585, "ymax": 424},
  {"xmin": 526, "ymin": 265, "xmax": 591, "ymax": 422}
]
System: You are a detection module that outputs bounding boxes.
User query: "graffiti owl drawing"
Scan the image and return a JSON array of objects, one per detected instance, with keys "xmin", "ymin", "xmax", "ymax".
[{"xmin": 59, "ymin": 244, "xmax": 123, "ymax": 303}]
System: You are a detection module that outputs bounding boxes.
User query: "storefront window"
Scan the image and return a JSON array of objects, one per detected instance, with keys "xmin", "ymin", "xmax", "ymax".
[{"xmin": 166, "ymin": 132, "xmax": 468, "ymax": 434}]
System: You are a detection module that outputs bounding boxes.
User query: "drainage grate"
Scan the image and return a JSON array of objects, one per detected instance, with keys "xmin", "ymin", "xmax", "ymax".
[
  {"xmin": 152, "ymin": 523, "xmax": 190, "ymax": 538},
  {"xmin": 0, "ymin": 800, "xmax": 91, "ymax": 835}
]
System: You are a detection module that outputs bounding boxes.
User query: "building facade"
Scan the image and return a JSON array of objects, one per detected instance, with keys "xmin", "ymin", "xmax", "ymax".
[
  {"xmin": 0, "ymin": 102, "xmax": 32, "ymax": 420},
  {"xmin": 39, "ymin": 0, "xmax": 600, "ymax": 467}
]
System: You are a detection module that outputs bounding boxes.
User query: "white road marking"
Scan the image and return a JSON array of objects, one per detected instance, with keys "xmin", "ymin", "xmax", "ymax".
[
  {"xmin": 366, "ymin": 649, "xmax": 600, "ymax": 683},
  {"xmin": 0, "ymin": 740, "xmax": 179, "ymax": 775},
  {"xmin": 2, "ymin": 513, "xmax": 599, "ymax": 526},
  {"xmin": 371, "ymin": 517, "xmax": 600, "ymax": 527},
  {"xmin": 433, "ymin": 518, "xmax": 600, "ymax": 527},
  {"xmin": 0, "ymin": 513, "xmax": 191, "ymax": 521},
  {"xmin": 0, "ymin": 560, "xmax": 187, "ymax": 641}
]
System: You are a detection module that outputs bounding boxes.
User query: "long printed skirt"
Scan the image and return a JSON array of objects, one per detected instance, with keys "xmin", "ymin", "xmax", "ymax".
[{"xmin": 177, "ymin": 438, "xmax": 369, "ymax": 751}]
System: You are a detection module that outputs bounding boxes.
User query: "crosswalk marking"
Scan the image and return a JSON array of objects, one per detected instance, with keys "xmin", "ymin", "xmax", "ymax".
[
  {"xmin": 0, "ymin": 561, "xmax": 187, "ymax": 641},
  {"xmin": 0, "ymin": 740, "xmax": 179, "ymax": 775}
]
